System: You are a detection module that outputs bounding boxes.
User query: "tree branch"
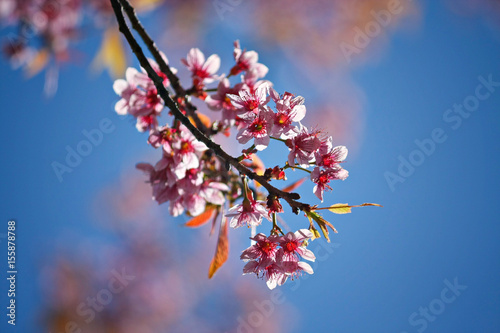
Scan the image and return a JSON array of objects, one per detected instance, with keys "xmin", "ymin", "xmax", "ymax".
[
  {"xmin": 109, "ymin": 0, "xmax": 310, "ymax": 214},
  {"xmin": 116, "ymin": 0, "xmax": 210, "ymax": 135}
]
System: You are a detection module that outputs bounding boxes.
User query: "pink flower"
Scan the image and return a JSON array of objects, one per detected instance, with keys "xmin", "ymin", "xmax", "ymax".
[
  {"xmin": 147, "ymin": 125, "xmax": 176, "ymax": 150},
  {"xmin": 136, "ymin": 162, "xmax": 177, "ymax": 204},
  {"xmin": 225, "ymin": 193, "xmax": 270, "ymax": 228},
  {"xmin": 236, "ymin": 106, "xmax": 274, "ymax": 151},
  {"xmin": 25, "ymin": 0, "xmax": 81, "ymax": 57},
  {"xmin": 148, "ymin": 53, "xmax": 176, "ymax": 87},
  {"xmin": 205, "ymin": 77, "xmax": 240, "ymax": 126},
  {"xmin": 285, "ymin": 125, "xmax": 322, "ymax": 167},
  {"xmin": 277, "ymin": 229, "xmax": 316, "ymax": 262},
  {"xmin": 280, "ymin": 260, "xmax": 314, "ymax": 279},
  {"xmin": 113, "ymin": 66, "xmax": 164, "ymax": 132},
  {"xmin": 266, "ymin": 195, "xmax": 284, "ymax": 214},
  {"xmin": 315, "ymin": 136, "xmax": 348, "ymax": 169},
  {"xmin": 237, "ymin": 69, "xmax": 272, "ymax": 94},
  {"xmin": 269, "ymin": 89, "xmax": 306, "ymax": 139},
  {"xmin": 181, "ymin": 48, "xmax": 220, "ymax": 84},
  {"xmin": 227, "ymin": 84, "xmax": 270, "ymax": 116},
  {"xmin": 130, "ymin": 55, "xmax": 176, "ymax": 88},
  {"xmin": 169, "ymin": 191, "xmax": 206, "ymax": 217},
  {"xmin": 242, "ymin": 260, "xmax": 287, "ymax": 290},
  {"xmin": 135, "ymin": 115, "xmax": 158, "ymax": 132},
  {"xmin": 199, "ymin": 181, "xmax": 230, "ymax": 206},
  {"xmin": 230, "ymin": 40, "xmax": 269, "ymax": 78},
  {"xmin": 205, "ymin": 78, "xmax": 236, "ymax": 112},
  {"xmin": 240, "ymin": 233, "xmax": 279, "ymax": 262},
  {"xmin": 176, "ymin": 167, "xmax": 204, "ymax": 193},
  {"xmin": 167, "ymin": 125, "xmax": 208, "ymax": 179},
  {"xmin": 310, "ymin": 166, "xmax": 349, "ymax": 202},
  {"xmin": 270, "ymin": 91, "xmax": 305, "ymax": 109},
  {"xmin": 240, "ymin": 229, "xmax": 315, "ymax": 289}
]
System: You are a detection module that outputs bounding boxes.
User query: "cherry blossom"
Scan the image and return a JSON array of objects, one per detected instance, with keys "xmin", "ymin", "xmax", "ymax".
[
  {"xmin": 277, "ymin": 229, "xmax": 316, "ymax": 262},
  {"xmin": 240, "ymin": 233, "xmax": 279, "ymax": 263},
  {"xmin": 110, "ymin": 37, "xmax": 371, "ymax": 290},
  {"xmin": 280, "ymin": 259, "xmax": 314, "ymax": 279},
  {"xmin": 268, "ymin": 89, "xmax": 306, "ymax": 139},
  {"xmin": 199, "ymin": 181, "xmax": 230, "ymax": 206},
  {"xmin": 225, "ymin": 192, "xmax": 270, "ymax": 228},
  {"xmin": 205, "ymin": 77, "xmax": 240, "ymax": 126},
  {"xmin": 240, "ymin": 229, "xmax": 316, "ymax": 289},
  {"xmin": 230, "ymin": 40, "xmax": 269, "ymax": 78},
  {"xmin": 285, "ymin": 125, "xmax": 322, "ymax": 167},
  {"xmin": 168, "ymin": 124, "xmax": 208, "ymax": 178},
  {"xmin": 227, "ymin": 84, "xmax": 270, "ymax": 116},
  {"xmin": 236, "ymin": 106, "xmax": 274, "ymax": 151},
  {"xmin": 310, "ymin": 166, "xmax": 349, "ymax": 201},
  {"xmin": 181, "ymin": 48, "xmax": 220, "ymax": 84},
  {"xmin": 113, "ymin": 66, "xmax": 165, "ymax": 132},
  {"xmin": 238, "ymin": 69, "xmax": 272, "ymax": 94},
  {"xmin": 205, "ymin": 78, "xmax": 236, "ymax": 112},
  {"xmin": 315, "ymin": 136, "xmax": 348, "ymax": 169}
]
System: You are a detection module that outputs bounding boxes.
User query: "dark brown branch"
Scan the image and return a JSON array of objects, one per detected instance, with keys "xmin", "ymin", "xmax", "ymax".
[
  {"xmin": 116, "ymin": 0, "xmax": 209, "ymax": 135},
  {"xmin": 109, "ymin": 0, "xmax": 310, "ymax": 214}
]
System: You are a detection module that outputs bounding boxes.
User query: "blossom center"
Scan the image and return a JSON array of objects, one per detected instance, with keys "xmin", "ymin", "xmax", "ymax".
[
  {"xmin": 322, "ymin": 155, "xmax": 333, "ymax": 167},
  {"xmin": 318, "ymin": 173, "xmax": 329, "ymax": 184},
  {"xmin": 180, "ymin": 140, "xmax": 194, "ymax": 154},
  {"xmin": 146, "ymin": 89, "xmax": 160, "ymax": 106},
  {"xmin": 141, "ymin": 115, "xmax": 154, "ymax": 125},
  {"xmin": 276, "ymin": 113, "xmax": 290, "ymax": 126},
  {"xmin": 249, "ymin": 118, "xmax": 266, "ymax": 134},
  {"xmin": 261, "ymin": 241, "xmax": 275, "ymax": 255},
  {"xmin": 193, "ymin": 68, "xmax": 209, "ymax": 79},
  {"xmin": 285, "ymin": 241, "xmax": 298, "ymax": 253},
  {"xmin": 247, "ymin": 100, "xmax": 259, "ymax": 110}
]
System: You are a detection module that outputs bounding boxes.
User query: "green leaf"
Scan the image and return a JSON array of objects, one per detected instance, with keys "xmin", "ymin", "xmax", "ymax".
[
  {"xmin": 306, "ymin": 211, "xmax": 337, "ymax": 242},
  {"xmin": 327, "ymin": 203, "xmax": 382, "ymax": 214}
]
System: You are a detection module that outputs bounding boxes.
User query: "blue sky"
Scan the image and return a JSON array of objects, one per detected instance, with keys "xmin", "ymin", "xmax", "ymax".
[{"xmin": 1, "ymin": 1, "xmax": 499, "ymax": 332}]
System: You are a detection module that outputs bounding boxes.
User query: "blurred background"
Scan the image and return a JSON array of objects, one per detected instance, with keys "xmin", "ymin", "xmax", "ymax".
[{"xmin": 1, "ymin": 0, "xmax": 500, "ymax": 332}]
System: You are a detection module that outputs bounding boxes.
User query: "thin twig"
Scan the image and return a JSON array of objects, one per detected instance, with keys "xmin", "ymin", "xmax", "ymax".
[
  {"xmin": 109, "ymin": 0, "xmax": 310, "ymax": 214},
  {"xmin": 117, "ymin": 0, "xmax": 210, "ymax": 135}
]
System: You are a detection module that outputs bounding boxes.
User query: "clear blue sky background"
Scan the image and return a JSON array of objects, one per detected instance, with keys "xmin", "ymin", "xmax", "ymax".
[{"xmin": 1, "ymin": 1, "xmax": 499, "ymax": 332}]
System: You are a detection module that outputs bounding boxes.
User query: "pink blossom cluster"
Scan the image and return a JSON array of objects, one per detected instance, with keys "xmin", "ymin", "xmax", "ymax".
[
  {"xmin": 136, "ymin": 123, "xmax": 229, "ymax": 217},
  {"xmin": 1, "ymin": 0, "xmax": 81, "ymax": 64},
  {"xmin": 311, "ymin": 137, "xmax": 349, "ymax": 201},
  {"xmin": 241, "ymin": 230, "xmax": 315, "ymax": 289},
  {"xmin": 113, "ymin": 57, "xmax": 174, "ymax": 132},
  {"xmin": 113, "ymin": 40, "xmax": 351, "ymax": 288}
]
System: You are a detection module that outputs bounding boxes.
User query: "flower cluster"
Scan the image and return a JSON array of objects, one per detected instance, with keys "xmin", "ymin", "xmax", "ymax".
[
  {"xmin": 241, "ymin": 230, "xmax": 315, "ymax": 289},
  {"xmin": 1, "ymin": 0, "xmax": 81, "ymax": 66},
  {"xmin": 136, "ymin": 123, "xmax": 229, "ymax": 217},
  {"xmin": 311, "ymin": 137, "xmax": 349, "ymax": 201},
  {"xmin": 113, "ymin": 39, "xmax": 357, "ymax": 289},
  {"xmin": 113, "ymin": 57, "xmax": 174, "ymax": 132}
]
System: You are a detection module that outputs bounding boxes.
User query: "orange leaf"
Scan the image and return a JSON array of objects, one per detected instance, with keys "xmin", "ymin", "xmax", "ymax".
[
  {"xmin": 208, "ymin": 219, "xmax": 229, "ymax": 279},
  {"xmin": 209, "ymin": 209, "xmax": 220, "ymax": 236},
  {"xmin": 188, "ymin": 113, "xmax": 212, "ymax": 129},
  {"xmin": 197, "ymin": 113, "xmax": 212, "ymax": 129},
  {"xmin": 281, "ymin": 177, "xmax": 307, "ymax": 193},
  {"xmin": 25, "ymin": 48, "xmax": 49, "ymax": 77},
  {"xmin": 184, "ymin": 208, "xmax": 215, "ymax": 228}
]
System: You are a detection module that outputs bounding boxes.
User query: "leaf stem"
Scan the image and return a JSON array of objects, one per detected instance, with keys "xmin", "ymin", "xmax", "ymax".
[
  {"xmin": 283, "ymin": 163, "xmax": 312, "ymax": 174},
  {"xmin": 271, "ymin": 213, "xmax": 284, "ymax": 236},
  {"xmin": 270, "ymin": 136, "xmax": 287, "ymax": 143}
]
